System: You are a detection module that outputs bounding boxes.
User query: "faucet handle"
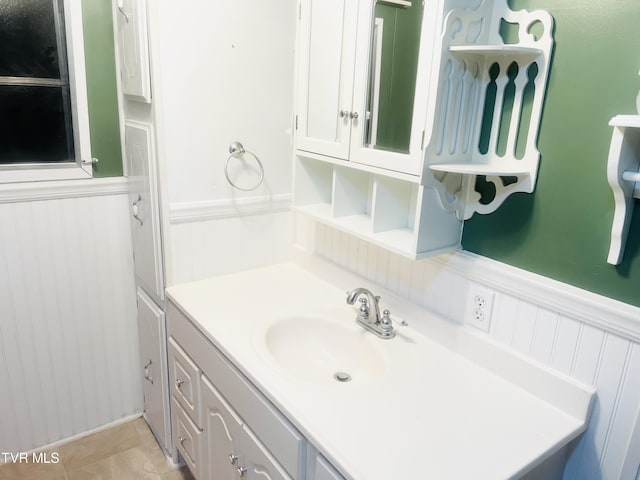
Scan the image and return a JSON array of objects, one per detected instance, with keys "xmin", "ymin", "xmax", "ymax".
[
  {"xmin": 358, "ymin": 298, "xmax": 369, "ymax": 319},
  {"xmin": 382, "ymin": 309, "xmax": 408, "ymax": 327}
]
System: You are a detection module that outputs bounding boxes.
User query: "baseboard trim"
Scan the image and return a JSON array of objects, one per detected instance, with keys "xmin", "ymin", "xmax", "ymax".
[{"xmin": 16, "ymin": 412, "xmax": 144, "ymax": 458}]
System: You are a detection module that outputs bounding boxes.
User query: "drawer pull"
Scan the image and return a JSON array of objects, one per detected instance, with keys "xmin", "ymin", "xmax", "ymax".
[
  {"xmin": 229, "ymin": 453, "xmax": 239, "ymax": 465},
  {"xmin": 178, "ymin": 436, "xmax": 186, "ymax": 446},
  {"xmin": 237, "ymin": 466, "xmax": 247, "ymax": 477},
  {"xmin": 175, "ymin": 379, "xmax": 185, "ymax": 389}
]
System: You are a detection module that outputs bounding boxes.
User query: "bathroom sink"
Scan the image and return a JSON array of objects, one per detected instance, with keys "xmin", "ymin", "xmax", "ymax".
[{"xmin": 260, "ymin": 314, "xmax": 388, "ymax": 385}]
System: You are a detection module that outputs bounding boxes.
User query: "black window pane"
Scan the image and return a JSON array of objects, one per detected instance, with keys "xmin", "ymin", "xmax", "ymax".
[
  {"xmin": 0, "ymin": 0, "xmax": 61, "ymax": 78},
  {"xmin": 0, "ymin": 85, "xmax": 74, "ymax": 163}
]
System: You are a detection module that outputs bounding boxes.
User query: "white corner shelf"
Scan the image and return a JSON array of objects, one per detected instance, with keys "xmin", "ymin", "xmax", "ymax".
[
  {"xmin": 424, "ymin": 5, "xmax": 554, "ymax": 220},
  {"xmin": 429, "ymin": 161, "xmax": 532, "ymax": 176},
  {"xmin": 293, "ymin": 155, "xmax": 461, "ymax": 259},
  {"xmin": 449, "ymin": 45, "xmax": 542, "ymax": 63},
  {"xmin": 607, "ymin": 114, "xmax": 640, "ymax": 265}
]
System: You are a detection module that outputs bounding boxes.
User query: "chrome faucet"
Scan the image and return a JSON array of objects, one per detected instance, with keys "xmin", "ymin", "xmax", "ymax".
[{"xmin": 346, "ymin": 288, "xmax": 395, "ymax": 339}]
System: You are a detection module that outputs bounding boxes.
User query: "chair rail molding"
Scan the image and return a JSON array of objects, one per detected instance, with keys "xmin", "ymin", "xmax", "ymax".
[
  {"xmin": 0, "ymin": 177, "xmax": 129, "ymax": 204},
  {"xmin": 169, "ymin": 194, "xmax": 292, "ymax": 224},
  {"xmin": 431, "ymin": 251, "xmax": 640, "ymax": 342}
]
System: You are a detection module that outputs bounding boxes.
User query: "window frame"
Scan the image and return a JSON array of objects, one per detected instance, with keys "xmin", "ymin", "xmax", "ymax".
[{"xmin": 0, "ymin": 0, "xmax": 93, "ymax": 184}]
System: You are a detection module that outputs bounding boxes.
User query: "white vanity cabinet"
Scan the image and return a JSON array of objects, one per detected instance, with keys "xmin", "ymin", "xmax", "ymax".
[
  {"xmin": 201, "ymin": 376, "xmax": 292, "ymax": 480},
  {"xmin": 167, "ymin": 301, "xmax": 308, "ymax": 480},
  {"xmin": 305, "ymin": 448, "xmax": 345, "ymax": 480}
]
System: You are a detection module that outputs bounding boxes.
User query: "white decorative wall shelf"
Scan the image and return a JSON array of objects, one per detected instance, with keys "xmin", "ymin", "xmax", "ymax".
[
  {"xmin": 607, "ymin": 115, "xmax": 640, "ymax": 265},
  {"xmin": 424, "ymin": 2, "xmax": 554, "ymax": 220}
]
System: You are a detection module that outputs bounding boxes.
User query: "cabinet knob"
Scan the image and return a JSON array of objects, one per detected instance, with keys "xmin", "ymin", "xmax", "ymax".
[
  {"xmin": 349, "ymin": 111, "xmax": 359, "ymax": 120},
  {"xmin": 228, "ymin": 453, "xmax": 238, "ymax": 465},
  {"xmin": 237, "ymin": 466, "xmax": 248, "ymax": 477},
  {"xmin": 175, "ymin": 379, "xmax": 185, "ymax": 389},
  {"xmin": 339, "ymin": 110, "xmax": 349, "ymax": 118}
]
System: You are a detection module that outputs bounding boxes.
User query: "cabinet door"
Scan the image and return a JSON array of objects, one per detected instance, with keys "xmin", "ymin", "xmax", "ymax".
[
  {"xmin": 126, "ymin": 121, "xmax": 164, "ymax": 304},
  {"xmin": 306, "ymin": 448, "xmax": 345, "ymax": 480},
  {"xmin": 201, "ymin": 375, "xmax": 243, "ymax": 480},
  {"xmin": 348, "ymin": 0, "xmax": 429, "ymax": 176},
  {"xmin": 296, "ymin": 0, "xmax": 359, "ymax": 160},
  {"xmin": 241, "ymin": 426, "xmax": 293, "ymax": 480},
  {"xmin": 137, "ymin": 288, "xmax": 171, "ymax": 452},
  {"xmin": 117, "ymin": 0, "xmax": 151, "ymax": 102}
]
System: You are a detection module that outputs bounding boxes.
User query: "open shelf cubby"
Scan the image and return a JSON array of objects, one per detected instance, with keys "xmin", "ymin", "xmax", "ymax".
[{"xmin": 294, "ymin": 155, "xmax": 461, "ymax": 258}]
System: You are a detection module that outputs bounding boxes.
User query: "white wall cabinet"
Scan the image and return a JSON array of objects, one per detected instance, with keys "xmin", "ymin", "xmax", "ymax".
[
  {"xmin": 296, "ymin": 0, "xmax": 358, "ymax": 160},
  {"xmin": 116, "ymin": 0, "xmax": 151, "ymax": 102},
  {"xmin": 136, "ymin": 288, "xmax": 171, "ymax": 455},
  {"xmin": 124, "ymin": 119, "xmax": 172, "ymax": 454},
  {"xmin": 294, "ymin": 0, "xmax": 555, "ymax": 257},
  {"xmin": 125, "ymin": 121, "xmax": 164, "ymax": 304},
  {"xmin": 293, "ymin": 0, "xmax": 463, "ymax": 258},
  {"xmin": 295, "ymin": 0, "xmax": 429, "ymax": 175},
  {"xmin": 294, "ymin": 155, "xmax": 462, "ymax": 258}
]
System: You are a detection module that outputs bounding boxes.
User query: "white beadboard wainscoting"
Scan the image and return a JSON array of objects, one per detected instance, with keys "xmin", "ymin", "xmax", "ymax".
[
  {"xmin": 169, "ymin": 195, "xmax": 292, "ymax": 285},
  {"xmin": 0, "ymin": 179, "xmax": 143, "ymax": 455},
  {"xmin": 295, "ymin": 216, "xmax": 640, "ymax": 480}
]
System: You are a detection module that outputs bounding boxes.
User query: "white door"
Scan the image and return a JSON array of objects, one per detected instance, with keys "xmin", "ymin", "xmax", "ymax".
[
  {"xmin": 241, "ymin": 426, "xmax": 292, "ymax": 480},
  {"xmin": 126, "ymin": 121, "xmax": 164, "ymax": 304},
  {"xmin": 201, "ymin": 375, "xmax": 243, "ymax": 480},
  {"xmin": 296, "ymin": 0, "xmax": 359, "ymax": 159},
  {"xmin": 117, "ymin": 0, "xmax": 151, "ymax": 102},
  {"xmin": 136, "ymin": 288, "xmax": 171, "ymax": 452}
]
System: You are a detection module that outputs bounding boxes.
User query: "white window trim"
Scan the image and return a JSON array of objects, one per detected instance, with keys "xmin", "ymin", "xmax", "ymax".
[{"xmin": 0, "ymin": 0, "xmax": 93, "ymax": 184}]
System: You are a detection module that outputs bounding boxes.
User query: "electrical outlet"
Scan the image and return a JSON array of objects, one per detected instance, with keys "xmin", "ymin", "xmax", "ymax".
[{"xmin": 466, "ymin": 284, "xmax": 495, "ymax": 332}]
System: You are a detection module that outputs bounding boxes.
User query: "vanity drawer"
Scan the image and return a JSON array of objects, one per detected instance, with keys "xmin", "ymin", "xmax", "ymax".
[
  {"xmin": 168, "ymin": 336, "xmax": 201, "ymax": 426},
  {"xmin": 172, "ymin": 397, "xmax": 202, "ymax": 479}
]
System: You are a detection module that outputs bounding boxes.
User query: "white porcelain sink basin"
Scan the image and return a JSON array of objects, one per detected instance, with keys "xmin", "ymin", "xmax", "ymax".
[{"xmin": 261, "ymin": 314, "xmax": 388, "ymax": 385}]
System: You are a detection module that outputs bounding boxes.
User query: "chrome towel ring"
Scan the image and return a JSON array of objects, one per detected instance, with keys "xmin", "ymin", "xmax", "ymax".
[{"xmin": 224, "ymin": 141, "xmax": 265, "ymax": 191}]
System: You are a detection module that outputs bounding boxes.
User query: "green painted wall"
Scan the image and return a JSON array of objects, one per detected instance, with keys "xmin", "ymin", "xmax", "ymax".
[
  {"xmin": 81, "ymin": 0, "xmax": 122, "ymax": 177},
  {"xmin": 462, "ymin": 0, "xmax": 640, "ymax": 307}
]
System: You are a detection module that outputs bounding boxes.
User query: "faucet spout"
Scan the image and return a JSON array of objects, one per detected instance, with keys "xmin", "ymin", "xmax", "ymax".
[{"xmin": 345, "ymin": 288, "xmax": 395, "ymax": 339}]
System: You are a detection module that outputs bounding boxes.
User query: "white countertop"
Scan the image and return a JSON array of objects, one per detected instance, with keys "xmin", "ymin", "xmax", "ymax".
[{"xmin": 166, "ymin": 257, "xmax": 594, "ymax": 480}]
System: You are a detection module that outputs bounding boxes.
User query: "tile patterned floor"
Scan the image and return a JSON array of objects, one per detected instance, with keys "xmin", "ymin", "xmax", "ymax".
[{"xmin": 0, "ymin": 418, "xmax": 193, "ymax": 480}]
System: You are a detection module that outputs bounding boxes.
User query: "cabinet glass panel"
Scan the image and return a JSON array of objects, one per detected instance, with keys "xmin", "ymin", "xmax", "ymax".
[{"xmin": 362, "ymin": 0, "xmax": 423, "ymax": 154}]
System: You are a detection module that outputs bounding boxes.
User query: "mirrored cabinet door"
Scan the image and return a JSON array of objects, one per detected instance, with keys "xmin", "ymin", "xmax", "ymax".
[
  {"xmin": 349, "ymin": 0, "xmax": 431, "ymax": 175},
  {"xmin": 296, "ymin": 0, "xmax": 359, "ymax": 160}
]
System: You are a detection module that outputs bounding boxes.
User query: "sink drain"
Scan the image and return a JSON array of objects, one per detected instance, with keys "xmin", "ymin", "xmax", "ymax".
[{"xmin": 333, "ymin": 372, "xmax": 352, "ymax": 383}]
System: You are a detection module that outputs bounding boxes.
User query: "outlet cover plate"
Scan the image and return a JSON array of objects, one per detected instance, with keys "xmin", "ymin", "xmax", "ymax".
[{"xmin": 466, "ymin": 284, "xmax": 495, "ymax": 332}]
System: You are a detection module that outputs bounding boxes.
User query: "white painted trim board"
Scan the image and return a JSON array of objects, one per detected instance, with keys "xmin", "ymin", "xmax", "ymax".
[
  {"xmin": 0, "ymin": 177, "xmax": 129, "ymax": 204},
  {"xmin": 170, "ymin": 194, "xmax": 292, "ymax": 224},
  {"xmin": 430, "ymin": 251, "xmax": 640, "ymax": 343}
]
